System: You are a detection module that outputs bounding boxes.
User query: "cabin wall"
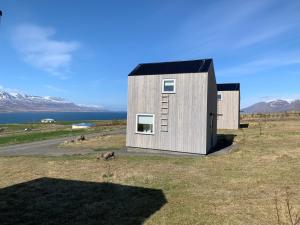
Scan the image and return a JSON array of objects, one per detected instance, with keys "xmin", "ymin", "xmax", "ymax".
[
  {"xmin": 126, "ymin": 73, "xmax": 208, "ymax": 154},
  {"xmin": 217, "ymin": 90, "xmax": 240, "ymax": 129},
  {"xmin": 206, "ymin": 64, "xmax": 218, "ymax": 152}
]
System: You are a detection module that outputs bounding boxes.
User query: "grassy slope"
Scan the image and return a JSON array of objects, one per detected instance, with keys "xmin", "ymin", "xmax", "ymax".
[
  {"xmin": 0, "ymin": 121, "xmax": 125, "ymax": 146},
  {"xmin": 0, "ymin": 119, "xmax": 300, "ymax": 224}
]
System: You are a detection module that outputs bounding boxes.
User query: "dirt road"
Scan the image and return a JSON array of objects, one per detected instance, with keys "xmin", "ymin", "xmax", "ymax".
[{"xmin": 0, "ymin": 129, "xmax": 126, "ymax": 156}]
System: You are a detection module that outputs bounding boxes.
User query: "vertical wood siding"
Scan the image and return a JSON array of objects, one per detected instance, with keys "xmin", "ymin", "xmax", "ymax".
[
  {"xmin": 217, "ymin": 90, "xmax": 240, "ymax": 129},
  {"xmin": 206, "ymin": 64, "xmax": 218, "ymax": 152},
  {"xmin": 126, "ymin": 72, "xmax": 211, "ymax": 154}
]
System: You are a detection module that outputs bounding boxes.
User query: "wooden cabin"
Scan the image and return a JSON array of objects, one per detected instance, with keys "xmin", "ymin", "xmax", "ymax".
[
  {"xmin": 217, "ymin": 83, "xmax": 240, "ymax": 129},
  {"xmin": 126, "ymin": 59, "xmax": 217, "ymax": 155}
]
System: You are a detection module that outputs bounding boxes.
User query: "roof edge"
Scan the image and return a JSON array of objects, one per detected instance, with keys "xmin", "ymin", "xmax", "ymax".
[
  {"xmin": 128, "ymin": 58, "xmax": 213, "ymax": 76},
  {"xmin": 217, "ymin": 83, "xmax": 240, "ymax": 91}
]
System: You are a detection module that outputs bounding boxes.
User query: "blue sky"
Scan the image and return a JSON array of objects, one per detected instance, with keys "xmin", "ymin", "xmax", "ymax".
[{"xmin": 0, "ymin": 0, "xmax": 300, "ymax": 110}]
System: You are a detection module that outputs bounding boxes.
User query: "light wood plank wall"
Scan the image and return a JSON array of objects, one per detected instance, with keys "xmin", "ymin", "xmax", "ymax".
[
  {"xmin": 126, "ymin": 71, "xmax": 217, "ymax": 154},
  {"xmin": 217, "ymin": 90, "xmax": 240, "ymax": 129}
]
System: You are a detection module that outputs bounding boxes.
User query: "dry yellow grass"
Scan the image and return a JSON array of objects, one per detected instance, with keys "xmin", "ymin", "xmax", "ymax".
[
  {"xmin": 60, "ymin": 134, "xmax": 125, "ymax": 151},
  {"xmin": 0, "ymin": 118, "xmax": 300, "ymax": 224}
]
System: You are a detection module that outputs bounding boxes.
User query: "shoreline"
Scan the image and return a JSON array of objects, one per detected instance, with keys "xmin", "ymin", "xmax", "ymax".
[{"xmin": 0, "ymin": 112, "xmax": 127, "ymax": 124}]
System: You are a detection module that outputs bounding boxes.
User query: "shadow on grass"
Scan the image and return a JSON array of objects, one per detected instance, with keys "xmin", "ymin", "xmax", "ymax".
[
  {"xmin": 0, "ymin": 177, "xmax": 167, "ymax": 225},
  {"xmin": 239, "ymin": 123, "xmax": 249, "ymax": 128},
  {"xmin": 209, "ymin": 134, "xmax": 236, "ymax": 154}
]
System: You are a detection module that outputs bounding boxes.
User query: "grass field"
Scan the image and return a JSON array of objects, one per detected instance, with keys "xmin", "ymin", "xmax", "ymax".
[
  {"xmin": 0, "ymin": 120, "xmax": 126, "ymax": 146},
  {"xmin": 0, "ymin": 118, "xmax": 300, "ymax": 224},
  {"xmin": 0, "ymin": 129, "xmax": 85, "ymax": 146}
]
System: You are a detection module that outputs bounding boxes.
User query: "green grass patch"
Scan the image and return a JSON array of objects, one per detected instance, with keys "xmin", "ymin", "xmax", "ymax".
[
  {"xmin": 0, "ymin": 130, "xmax": 84, "ymax": 146},
  {"xmin": 0, "ymin": 121, "xmax": 125, "ymax": 146},
  {"xmin": 0, "ymin": 123, "xmax": 45, "ymax": 131}
]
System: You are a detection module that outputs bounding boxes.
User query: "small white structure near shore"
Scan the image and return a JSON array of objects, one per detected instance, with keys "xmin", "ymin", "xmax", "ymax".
[
  {"xmin": 72, "ymin": 123, "xmax": 95, "ymax": 129},
  {"xmin": 41, "ymin": 118, "xmax": 55, "ymax": 123}
]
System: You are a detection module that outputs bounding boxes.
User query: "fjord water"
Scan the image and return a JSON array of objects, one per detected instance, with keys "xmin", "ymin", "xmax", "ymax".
[{"xmin": 0, "ymin": 112, "xmax": 127, "ymax": 124}]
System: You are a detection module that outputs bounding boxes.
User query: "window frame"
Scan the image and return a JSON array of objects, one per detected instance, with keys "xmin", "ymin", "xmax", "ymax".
[
  {"xmin": 135, "ymin": 113, "xmax": 155, "ymax": 135},
  {"xmin": 217, "ymin": 92, "xmax": 222, "ymax": 101},
  {"xmin": 162, "ymin": 79, "xmax": 176, "ymax": 94}
]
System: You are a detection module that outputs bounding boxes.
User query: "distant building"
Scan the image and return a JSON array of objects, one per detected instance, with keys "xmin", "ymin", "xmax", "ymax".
[
  {"xmin": 126, "ymin": 59, "xmax": 217, "ymax": 155},
  {"xmin": 41, "ymin": 118, "xmax": 55, "ymax": 123},
  {"xmin": 217, "ymin": 83, "xmax": 240, "ymax": 129},
  {"xmin": 72, "ymin": 123, "xmax": 95, "ymax": 129}
]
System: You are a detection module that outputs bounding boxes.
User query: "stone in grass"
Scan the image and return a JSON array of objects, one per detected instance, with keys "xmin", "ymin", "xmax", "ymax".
[
  {"xmin": 97, "ymin": 151, "xmax": 115, "ymax": 160},
  {"xmin": 77, "ymin": 135, "xmax": 86, "ymax": 141}
]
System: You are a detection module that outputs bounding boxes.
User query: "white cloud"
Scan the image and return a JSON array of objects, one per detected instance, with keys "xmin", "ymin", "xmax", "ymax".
[
  {"xmin": 176, "ymin": 0, "xmax": 300, "ymax": 55},
  {"xmin": 235, "ymin": 25, "xmax": 291, "ymax": 48},
  {"xmin": 219, "ymin": 53, "xmax": 300, "ymax": 76},
  {"xmin": 12, "ymin": 24, "xmax": 80, "ymax": 78},
  {"xmin": 44, "ymin": 84, "xmax": 68, "ymax": 93}
]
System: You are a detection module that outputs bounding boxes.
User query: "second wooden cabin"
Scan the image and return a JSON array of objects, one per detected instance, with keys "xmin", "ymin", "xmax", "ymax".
[{"xmin": 217, "ymin": 83, "xmax": 240, "ymax": 129}]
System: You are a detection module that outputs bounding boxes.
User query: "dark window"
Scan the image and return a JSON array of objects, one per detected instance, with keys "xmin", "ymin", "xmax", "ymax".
[
  {"xmin": 137, "ymin": 123, "xmax": 153, "ymax": 133},
  {"xmin": 162, "ymin": 79, "xmax": 175, "ymax": 93}
]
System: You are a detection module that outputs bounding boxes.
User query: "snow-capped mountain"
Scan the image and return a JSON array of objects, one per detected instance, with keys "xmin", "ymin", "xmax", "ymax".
[
  {"xmin": 0, "ymin": 90, "xmax": 105, "ymax": 112},
  {"xmin": 242, "ymin": 99, "xmax": 300, "ymax": 114}
]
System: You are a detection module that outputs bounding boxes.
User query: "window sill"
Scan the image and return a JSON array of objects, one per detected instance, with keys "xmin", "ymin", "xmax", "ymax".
[
  {"xmin": 135, "ymin": 132, "xmax": 155, "ymax": 135},
  {"xmin": 162, "ymin": 92, "xmax": 176, "ymax": 94}
]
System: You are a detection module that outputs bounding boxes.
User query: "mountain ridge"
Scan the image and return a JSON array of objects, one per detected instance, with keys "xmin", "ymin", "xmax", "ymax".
[
  {"xmin": 242, "ymin": 99, "xmax": 300, "ymax": 114},
  {"xmin": 0, "ymin": 90, "xmax": 105, "ymax": 112}
]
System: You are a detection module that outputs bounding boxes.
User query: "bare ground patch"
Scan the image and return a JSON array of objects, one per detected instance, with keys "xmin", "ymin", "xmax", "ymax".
[{"xmin": 60, "ymin": 134, "xmax": 125, "ymax": 151}]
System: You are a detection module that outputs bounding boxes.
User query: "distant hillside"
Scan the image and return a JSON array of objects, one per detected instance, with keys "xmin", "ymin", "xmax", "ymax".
[
  {"xmin": 242, "ymin": 99, "xmax": 300, "ymax": 114},
  {"xmin": 0, "ymin": 90, "xmax": 105, "ymax": 112}
]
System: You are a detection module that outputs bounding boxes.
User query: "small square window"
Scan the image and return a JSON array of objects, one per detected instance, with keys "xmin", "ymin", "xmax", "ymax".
[
  {"xmin": 217, "ymin": 92, "xmax": 222, "ymax": 101},
  {"xmin": 162, "ymin": 79, "xmax": 176, "ymax": 93},
  {"xmin": 136, "ymin": 114, "xmax": 155, "ymax": 134}
]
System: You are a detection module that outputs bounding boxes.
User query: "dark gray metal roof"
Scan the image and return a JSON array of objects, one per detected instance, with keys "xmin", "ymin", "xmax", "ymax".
[
  {"xmin": 217, "ymin": 83, "xmax": 240, "ymax": 91},
  {"xmin": 129, "ymin": 59, "xmax": 213, "ymax": 76}
]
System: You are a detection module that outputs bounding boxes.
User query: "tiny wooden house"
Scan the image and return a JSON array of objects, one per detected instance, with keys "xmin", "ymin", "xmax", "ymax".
[
  {"xmin": 126, "ymin": 59, "xmax": 217, "ymax": 155},
  {"xmin": 217, "ymin": 83, "xmax": 240, "ymax": 129}
]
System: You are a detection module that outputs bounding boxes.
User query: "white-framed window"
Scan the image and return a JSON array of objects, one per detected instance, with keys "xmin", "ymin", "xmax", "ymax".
[
  {"xmin": 217, "ymin": 92, "xmax": 222, "ymax": 101},
  {"xmin": 162, "ymin": 79, "xmax": 176, "ymax": 93},
  {"xmin": 136, "ymin": 114, "xmax": 155, "ymax": 134}
]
